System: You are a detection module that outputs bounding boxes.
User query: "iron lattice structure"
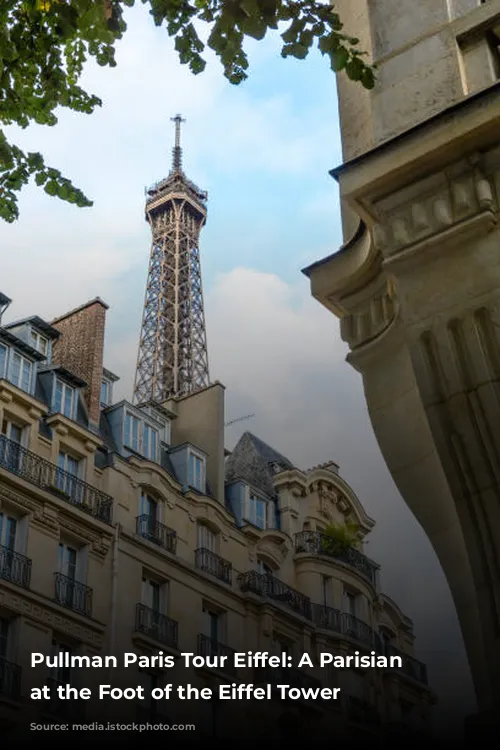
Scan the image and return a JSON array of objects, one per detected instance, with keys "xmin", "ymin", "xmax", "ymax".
[{"xmin": 133, "ymin": 115, "xmax": 210, "ymax": 404}]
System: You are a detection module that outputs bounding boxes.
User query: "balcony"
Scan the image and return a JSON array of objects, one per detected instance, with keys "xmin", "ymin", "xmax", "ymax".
[
  {"xmin": 295, "ymin": 531, "xmax": 378, "ymax": 586},
  {"xmin": 347, "ymin": 695, "xmax": 381, "ymax": 727},
  {"xmin": 238, "ymin": 570, "xmax": 312, "ymax": 619},
  {"xmin": 312, "ymin": 605, "xmax": 378, "ymax": 648},
  {"xmin": 258, "ymin": 664, "xmax": 322, "ymax": 695},
  {"xmin": 46, "ymin": 677, "xmax": 85, "ymax": 720},
  {"xmin": 197, "ymin": 634, "xmax": 237, "ymax": 676},
  {"xmin": 0, "ymin": 657, "xmax": 21, "ymax": 700},
  {"xmin": 0, "ymin": 435, "xmax": 113, "ymax": 524},
  {"xmin": 0, "ymin": 544, "xmax": 32, "ymax": 588},
  {"xmin": 195, "ymin": 548, "xmax": 232, "ymax": 585},
  {"xmin": 135, "ymin": 603, "xmax": 178, "ymax": 649},
  {"xmin": 136, "ymin": 514, "xmax": 177, "ymax": 554},
  {"xmin": 386, "ymin": 645, "xmax": 428, "ymax": 685},
  {"xmin": 54, "ymin": 572, "xmax": 93, "ymax": 617}
]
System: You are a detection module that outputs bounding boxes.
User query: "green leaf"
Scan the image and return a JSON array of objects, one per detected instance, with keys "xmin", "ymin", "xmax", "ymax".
[{"xmin": 330, "ymin": 47, "xmax": 348, "ymax": 71}]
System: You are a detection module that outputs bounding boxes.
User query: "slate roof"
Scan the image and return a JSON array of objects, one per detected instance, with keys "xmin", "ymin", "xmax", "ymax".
[{"xmin": 225, "ymin": 431, "xmax": 295, "ymax": 499}]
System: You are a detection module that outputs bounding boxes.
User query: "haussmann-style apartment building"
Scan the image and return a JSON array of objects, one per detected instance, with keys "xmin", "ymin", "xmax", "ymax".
[{"xmin": 0, "ymin": 290, "xmax": 435, "ymax": 739}]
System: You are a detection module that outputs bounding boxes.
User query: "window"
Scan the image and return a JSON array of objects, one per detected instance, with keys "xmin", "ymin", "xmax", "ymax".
[
  {"xmin": 125, "ymin": 412, "xmax": 140, "ymax": 452},
  {"xmin": 30, "ymin": 330, "xmax": 48, "ymax": 357},
  {"xmin": 188, "ymin": 451, "xmax": 205, "ymax": 491},
  {"xmin": 58, "ymin": 451, "xmax": 80, "ymax": 477},
  {"xmin": 54, "ymin": 379, "xmax": 75, "ymax": 419},
  {"xmin": 51, "ymin": 639, "xmax": 72, "ymax": 684},
  {"xmin": 322, "ymin": 575, "xmax": 333, "ymax": 607},
  {"xmin": 255, "ymin": 559, "xmax": 273, "ymax": 576},
  {"xmin": 0, "ymin": 343, "xmax": 6, "ymax": 378},
  {"xmin": 203, "ymin": 605, "xmax": 225, "ymax": 644},
  {"xmin": 0, "ymin": 617, "xmax": 9, "ymax": 659},
  {"xmin": 10, "ymin": 352, "xmax": 32, "ymax": 393},
  {"xmin": 344, "ymin": 589, "xmax": 357, "ymax": 617},
  {"xmin": 197, "ymin": 523, "xmax": 216, "ymax": 553},
  {"xmin": 1, "ymin": 419, "xmax": 25, "ymax": 471},
  {"xmin": 142, "ymin": 574, "xmax": 168, "ymax": 613},
  {"xmin": 100, "ymin": 379, "xmax": 112, "ymax": 406},
  {"xmin": 140, "ymin": 492, "xmax": 158, "ymax": 521},
  {"xmin": 206, "ymin": 611, "xmax": 220, "ymax": 642},
  {"xmin": 272, "ymin": 634, "xmax": 293, "ymax": 657},
  {"xmin": 143, "ymin": 424, "xmax": 158, "ymax": 461},
  {"xmin": 0, "ymin": 511, "xmax": 17, "ymax": 556},
  {"xmin": 249, "ymin": 494, "xmax": 266, "ymax": 529},
  {"xmin": 57, "ymin": 451, "xmax": 82, "ymax": 501},
  {"xmin": 58, "ymin": 542, "xmax": 77, "ymax": 581}
]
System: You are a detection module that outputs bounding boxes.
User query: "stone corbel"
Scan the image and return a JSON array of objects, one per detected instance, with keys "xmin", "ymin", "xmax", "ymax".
[{"xmin": 0, "ymin": 388, "xmax": 12, "ymax": 403}]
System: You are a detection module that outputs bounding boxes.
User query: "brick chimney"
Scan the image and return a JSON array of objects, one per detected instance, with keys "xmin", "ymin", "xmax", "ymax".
[{"xmin": 51, "ymin": 298, "xmax": 109, "ymax": 428}]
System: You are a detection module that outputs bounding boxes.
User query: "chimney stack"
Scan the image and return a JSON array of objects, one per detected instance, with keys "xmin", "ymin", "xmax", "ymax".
[{"xmin": 51, "ymin": 298, "xmax": 108, "ymax": 428}]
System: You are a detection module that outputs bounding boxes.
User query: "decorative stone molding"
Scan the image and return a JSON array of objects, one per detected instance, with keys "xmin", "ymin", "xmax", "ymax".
[
  {"xmin": 0, "ymin": 589, "xmax": 103, "ymax": 646},
  {"xmin": 0, "ymin": 388, "xmax": 13, "ymax": 403},
  {"xmin": 339, "ymin": 276, "xmax": 398, "ymax": 350},
  {"xmin": 59, "ymin": 515, "xmax": 111, "ymax": 559},
  {"xmin": 0, "ymin": 486, "xmax": 60, "ymax": 535},
  {"xmin": 373, "ymin": 156, "xmax": 497, "ymax": 261}
]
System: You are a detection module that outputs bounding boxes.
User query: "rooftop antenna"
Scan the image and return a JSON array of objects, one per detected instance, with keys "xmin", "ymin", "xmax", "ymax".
[
  {"xmin": 171, "ymin": 113, "xmax": 185, "ymax": 173},
  {"xmin": 225, "ymin": 413, "xmax": 255, "ymax": 427}
]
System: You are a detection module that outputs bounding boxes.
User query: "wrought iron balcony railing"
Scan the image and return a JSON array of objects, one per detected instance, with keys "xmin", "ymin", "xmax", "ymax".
[
  {"xmin": 54, "ymin": 572, "xmax": 93, "ymax": 618},
  {"xmin": 136, "ymin": 514, "xmax": 177, "ymax": 554},
  {"xmin": 195, "ymin": 547, "xmax": 232, "ymax": 585},
  {"xmin": 386, "ymin": 645, "xmax": 428, "ymax": 685},
  {"xmin": 46, "ymin": 677, "xmax": 85, "ymax": 720},
  {"xmin": 0, "ymin": 656, "xmax": 21, "ymax": 700},
  {"xmin": 0, "ymin": 435, "xmax": 113, "ymax": 524},
  {"xmin": 0, "ymin": 543, "xmax": 32, "ymax": 588},
  {"xmin": 312, "ymin": 605, "xmax": 378, "ymax": 648},
  {"xmin": 135, "ymin": 603, "xmax": 178, "ymax": 649},
  {"xmin": 238, "ymin": 570, "xmax": 312, "ymax": 620},
  {"xmin": 197, "ymin": 634, "xmax": 237, "ymax": 676},
  {"xmin": 295, "ymin": 531, "xmax": 378, "ymax": 585}
]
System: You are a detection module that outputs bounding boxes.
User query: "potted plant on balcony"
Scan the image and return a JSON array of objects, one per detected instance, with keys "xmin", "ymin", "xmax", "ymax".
[{"xmin": 320, "ymin": 521, "xmax": 359, "ymax": 556}]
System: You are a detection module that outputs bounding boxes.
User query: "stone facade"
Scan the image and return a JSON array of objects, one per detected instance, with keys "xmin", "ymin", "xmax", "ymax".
[
  {"xmin": 0, "ymin": 294, "xmax": 433, "ymax": 738},
  {"xmin": 303, "ymin": 0, "xmax": 500, "ymax": 729}
]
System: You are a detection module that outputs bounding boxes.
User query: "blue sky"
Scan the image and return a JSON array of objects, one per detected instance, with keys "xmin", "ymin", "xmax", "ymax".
[{"xmin": 0, "ymin": 3, "xmax": 474, "ymax": 730}]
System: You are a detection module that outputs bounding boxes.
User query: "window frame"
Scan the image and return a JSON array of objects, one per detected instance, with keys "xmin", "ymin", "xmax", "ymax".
[
  {"xmin": 54, "ymin": 378, "xmax": 76, "ymax": 419},
  {"xmin": 30, "ymin": 329, "xmax": 49, "ymax": 357},
  {"xmin": 188, "ymin": 449, "xmax": 205, "ymax": 492},
  {"xmin": 248, "ymin": 493, "xmax": 266, "ymax": 530},
  {"xmin": 0, "ymin": 343, "xmax": 7, "ymax": 379},
  {"xmin": 10, "ymin": 351, "xmax": 33, "ymax": 393}
]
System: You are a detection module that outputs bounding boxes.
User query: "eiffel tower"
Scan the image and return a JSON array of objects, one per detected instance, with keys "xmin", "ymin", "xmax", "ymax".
[{"xmin": 133, "ymin": 115, "xmax": 210, "ymax": 404}]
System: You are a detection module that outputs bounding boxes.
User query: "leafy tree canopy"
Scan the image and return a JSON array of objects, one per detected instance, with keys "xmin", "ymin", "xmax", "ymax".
[{"xmin": 0, "ymin": 0, "xmax": 374, "ymax": 222}]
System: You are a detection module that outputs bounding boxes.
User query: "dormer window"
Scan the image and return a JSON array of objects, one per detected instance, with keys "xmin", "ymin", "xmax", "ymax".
[
  {"xmin": 249, "ymin": 494, "xmax": 266, "ymax": 529},
  {"xmin": 10, "ymin": 352, "xmax": 33, "ymax": 393},
  {"xmin": 100, "ymin": 378, "xmax": 113, "ymax": 407},
  {"xmin": 143, "ymin": 424, "xmax": 158, "ymax": 462},
  {"xmin": 30, "ymin": 329, "xmax": 48, "ymax": 358},
  {"xmin": 54, "ymin": 379, "xmax": 75, "ymax": 419},
  {"xmin": 124, "ymin": 412, "xmax": 140, "ymax": 452},
  {"xmin": 188, "ymin": 450, "xmax": 205, "ymax": 492},
  {"xmin": 123, "ymin": 411, "xmax": 159, "ymax": 462},
  {"xmin": 0, "ymin": 344, "xmax": 6, "ymax": 379}
]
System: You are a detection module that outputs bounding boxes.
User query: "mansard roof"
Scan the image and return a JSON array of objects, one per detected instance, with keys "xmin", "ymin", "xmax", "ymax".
[{"xmin": 225, "ymin": 431, "xmax": 295, "ymax": 499}]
